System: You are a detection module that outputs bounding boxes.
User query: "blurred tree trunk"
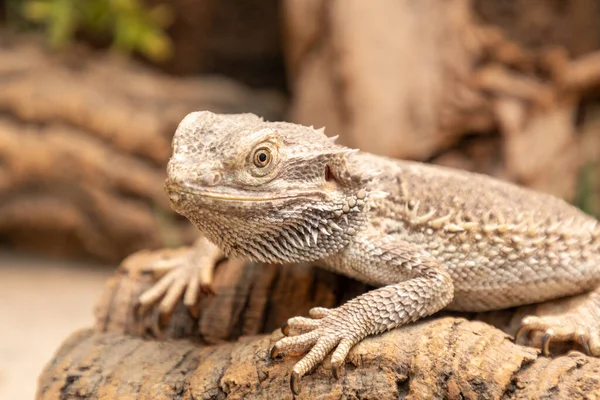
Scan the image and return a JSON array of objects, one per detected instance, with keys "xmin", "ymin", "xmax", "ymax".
[
  {"xmin": 282, "ymin": 0, "xmax": 600, "ymax": 201},
  {"xmin": 474, "ymin": 0, "xmax": 600, "ymax": 57}
]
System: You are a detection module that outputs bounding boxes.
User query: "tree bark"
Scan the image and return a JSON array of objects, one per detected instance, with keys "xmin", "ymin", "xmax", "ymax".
[
  {"xmin": 37, "ymin": 247, "xmax": 600, "ymax": 399},
  {"xmin": 93, "ymin": 248, "xmax": 369, "ymax": 342}
]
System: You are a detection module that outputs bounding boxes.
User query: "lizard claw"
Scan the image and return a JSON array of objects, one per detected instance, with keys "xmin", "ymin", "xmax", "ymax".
[
  {"xmin": 281, "ymin": 321, "xmax": 290, "ymax": 336},
  {"xmin": 156, "ymin": 311, "xmax": 170, "ymax": 334},
  {"xmin": 133, "ymin": 300, "xmax": 151, "ymax": 319},
  {"xmin": 542, "ymin": 329, "xmax": 554, "ymax": 356},
  {"xmin": 513, "ymin": 324, "xmax": 532, "ymax": 344},
  {"xmin": 290, "ymin": 371, "xmax": 301, "ymax": 395},
  {"xmin": 580, "ymin": 332, "xmax": 592, "ymax": 356},
  {"xmin": 309, "ymin": 307, "xmax": 332, "ymax": 319},
  {"xmin": 331, "ymin": 362, "xmax": 344, "ymax": 380},
  {"xmin": 270, "ymin": 345, "xmax": 281, "ymax": 359}
]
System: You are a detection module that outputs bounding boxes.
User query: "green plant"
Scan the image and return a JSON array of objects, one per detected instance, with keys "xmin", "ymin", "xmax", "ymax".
[
  {"xmin": 576, "ymin": 162, "xmax": 600, "ymax": 218},
  {"xmin": 21, "ymin": 0, "xmax": 173, "ymax": 62}
]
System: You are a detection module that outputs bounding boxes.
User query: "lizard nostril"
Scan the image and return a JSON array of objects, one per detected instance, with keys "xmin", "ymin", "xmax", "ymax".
[
  {"xmin": 168, "ymin": 192, "xmax": 181, "ymax": 203},
  {"xmin": 210, "ymin": 173, "xmax": 222, "ymax": 186}
]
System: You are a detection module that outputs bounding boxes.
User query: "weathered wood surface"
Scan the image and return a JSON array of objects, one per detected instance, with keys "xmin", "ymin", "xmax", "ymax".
[
  {"xmin": 94, "ymin": 248, "xmax": 369, "ymax": 342},
  {"xmin": 37, "ymin": 248, "xmax": 600, "ymax": 399},
  {"xmin": 0, "ymin": 33, "xmax": 285, "ymax": 262}
]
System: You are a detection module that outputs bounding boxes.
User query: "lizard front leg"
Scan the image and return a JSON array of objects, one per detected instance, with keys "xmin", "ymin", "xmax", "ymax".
[
  {"xmin": 138, "ymin": 236, "xmax": 223, "ymax": 324},
  {"xmin": 270, "ymin": 234, "xmax": 454, "ymax": 394}
]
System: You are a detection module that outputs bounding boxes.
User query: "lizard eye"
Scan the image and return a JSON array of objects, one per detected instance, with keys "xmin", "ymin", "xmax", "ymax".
[
  {"xmin": 247, "ymin": 141, "xmax": 278, "ymax": 178},
  {"xmin": 253, "ymin": 148, "xmax": 271, "ymax": 168}
]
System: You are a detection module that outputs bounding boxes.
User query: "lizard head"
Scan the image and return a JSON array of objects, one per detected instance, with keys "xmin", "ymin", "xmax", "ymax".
[{"xmin": 165, "ymin": 111, "xmax": 377, "ymax": 263}]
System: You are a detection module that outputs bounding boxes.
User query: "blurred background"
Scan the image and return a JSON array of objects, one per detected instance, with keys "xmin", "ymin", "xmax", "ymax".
[{"xmin": 1, "ymin": 0, "xmax": 600, "ymax": 398}]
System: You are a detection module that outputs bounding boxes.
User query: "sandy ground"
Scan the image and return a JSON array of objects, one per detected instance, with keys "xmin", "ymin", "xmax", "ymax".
[{"xmin": 0, "ymin": 252, "xmax": 113, "ymax": 400}]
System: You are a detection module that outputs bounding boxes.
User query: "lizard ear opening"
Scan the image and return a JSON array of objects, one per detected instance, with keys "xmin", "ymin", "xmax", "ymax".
[
  {"xmin": 325, "ymin": 165, "xmax": 334, "ymax": 182},
  {"xmin": 322, "ymin": 154, "xmax": 361, "ymax": 189},
  {"xmin": 325, "ymin": 164, "xmax": 343, "ymax": 185}
]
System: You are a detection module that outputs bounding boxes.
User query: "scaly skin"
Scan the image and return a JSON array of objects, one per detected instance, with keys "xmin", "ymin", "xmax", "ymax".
[{"xmin": 162, "ymin": 111, "xmax": 600, "ymax": 394}]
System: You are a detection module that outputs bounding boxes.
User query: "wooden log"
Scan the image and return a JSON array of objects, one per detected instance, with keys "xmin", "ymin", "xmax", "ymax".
[
  {"xmin": 93, "ymin": 247, "xmax": 369, "ymax": 342},
  {"xmin": 37, "ymin": 247, "xmax": 600, "ymax": 398}
]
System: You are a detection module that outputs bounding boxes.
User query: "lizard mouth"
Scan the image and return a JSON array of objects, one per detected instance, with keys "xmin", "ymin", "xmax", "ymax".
[{"xmin": 165, "ymin": 182, "xmax": 323, "ymax": 203}]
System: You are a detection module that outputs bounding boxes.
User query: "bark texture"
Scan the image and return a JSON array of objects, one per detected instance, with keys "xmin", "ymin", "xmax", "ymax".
[
  {"xmin": 37, "ymin": 247, "xmax": 600, "ymax": 399},
  {"xmin": 94, "ymin": 248, "xmax": 368, "ymax": 342},
  {"xmin": 283, "ymin": 0, "xmax": 600, "ymax": 201},
  {"xmin": 0, "ymin": 33, "xmax": 285, "ymax": 262}
]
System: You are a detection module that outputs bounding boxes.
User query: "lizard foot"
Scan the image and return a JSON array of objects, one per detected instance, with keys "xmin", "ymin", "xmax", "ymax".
[
  {"xmin": 270, "ymin": 306, "xmax": 363, "ymax": 395},
  {"xmin": 515, "ymin": 315, "xmax": 600, "ymax": 356},
  {"xmin": 137, "ymin": 238, "xmax": 222, "ymax": 327}
]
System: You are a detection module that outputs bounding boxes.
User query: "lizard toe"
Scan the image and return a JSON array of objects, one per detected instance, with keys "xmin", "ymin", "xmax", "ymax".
[
  {"xmin": 330, "ymin": 337, "xmax": 356, "ymax": 379},
  {"xmin": 138, "ymin": 271, "xmax": 176, "ymax": 311},
  {"xmin": 309, "ymin": 307, "xmax": 332, "ymax": 319},
  {"xmin": 284, "ymin": 316, "xmax": 321, "ymax": 335},
  {"xmin": 158, "ymin": 275, "xmax": 187, "ymax": 318},
  {"xmin": 291, "ymin": 336, "xmax": 340, "ymax": 392},
  {"xmin": 271, "ymin": 330, "xmax": 320, "ymax": 358},
  {"xmin": 137, "ymin": 247, "xmax": 218, "ymax": 326}
]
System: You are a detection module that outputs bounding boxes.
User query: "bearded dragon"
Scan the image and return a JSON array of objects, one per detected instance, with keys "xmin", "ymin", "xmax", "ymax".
[{"xmin": 139, "ymin": 111, "xmax": 600, "ymax": 394}]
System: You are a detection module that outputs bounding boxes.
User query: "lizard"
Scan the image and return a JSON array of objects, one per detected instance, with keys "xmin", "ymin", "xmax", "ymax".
[{"xmin": 139, "ymin": 110, "xmax": 600, "ymax": 394}]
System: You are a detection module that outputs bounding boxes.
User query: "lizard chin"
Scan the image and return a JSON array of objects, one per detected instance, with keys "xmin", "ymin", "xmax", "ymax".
[{"xmin": 164, "ymin": 181, "xmax": 372, "ymax": 264}]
